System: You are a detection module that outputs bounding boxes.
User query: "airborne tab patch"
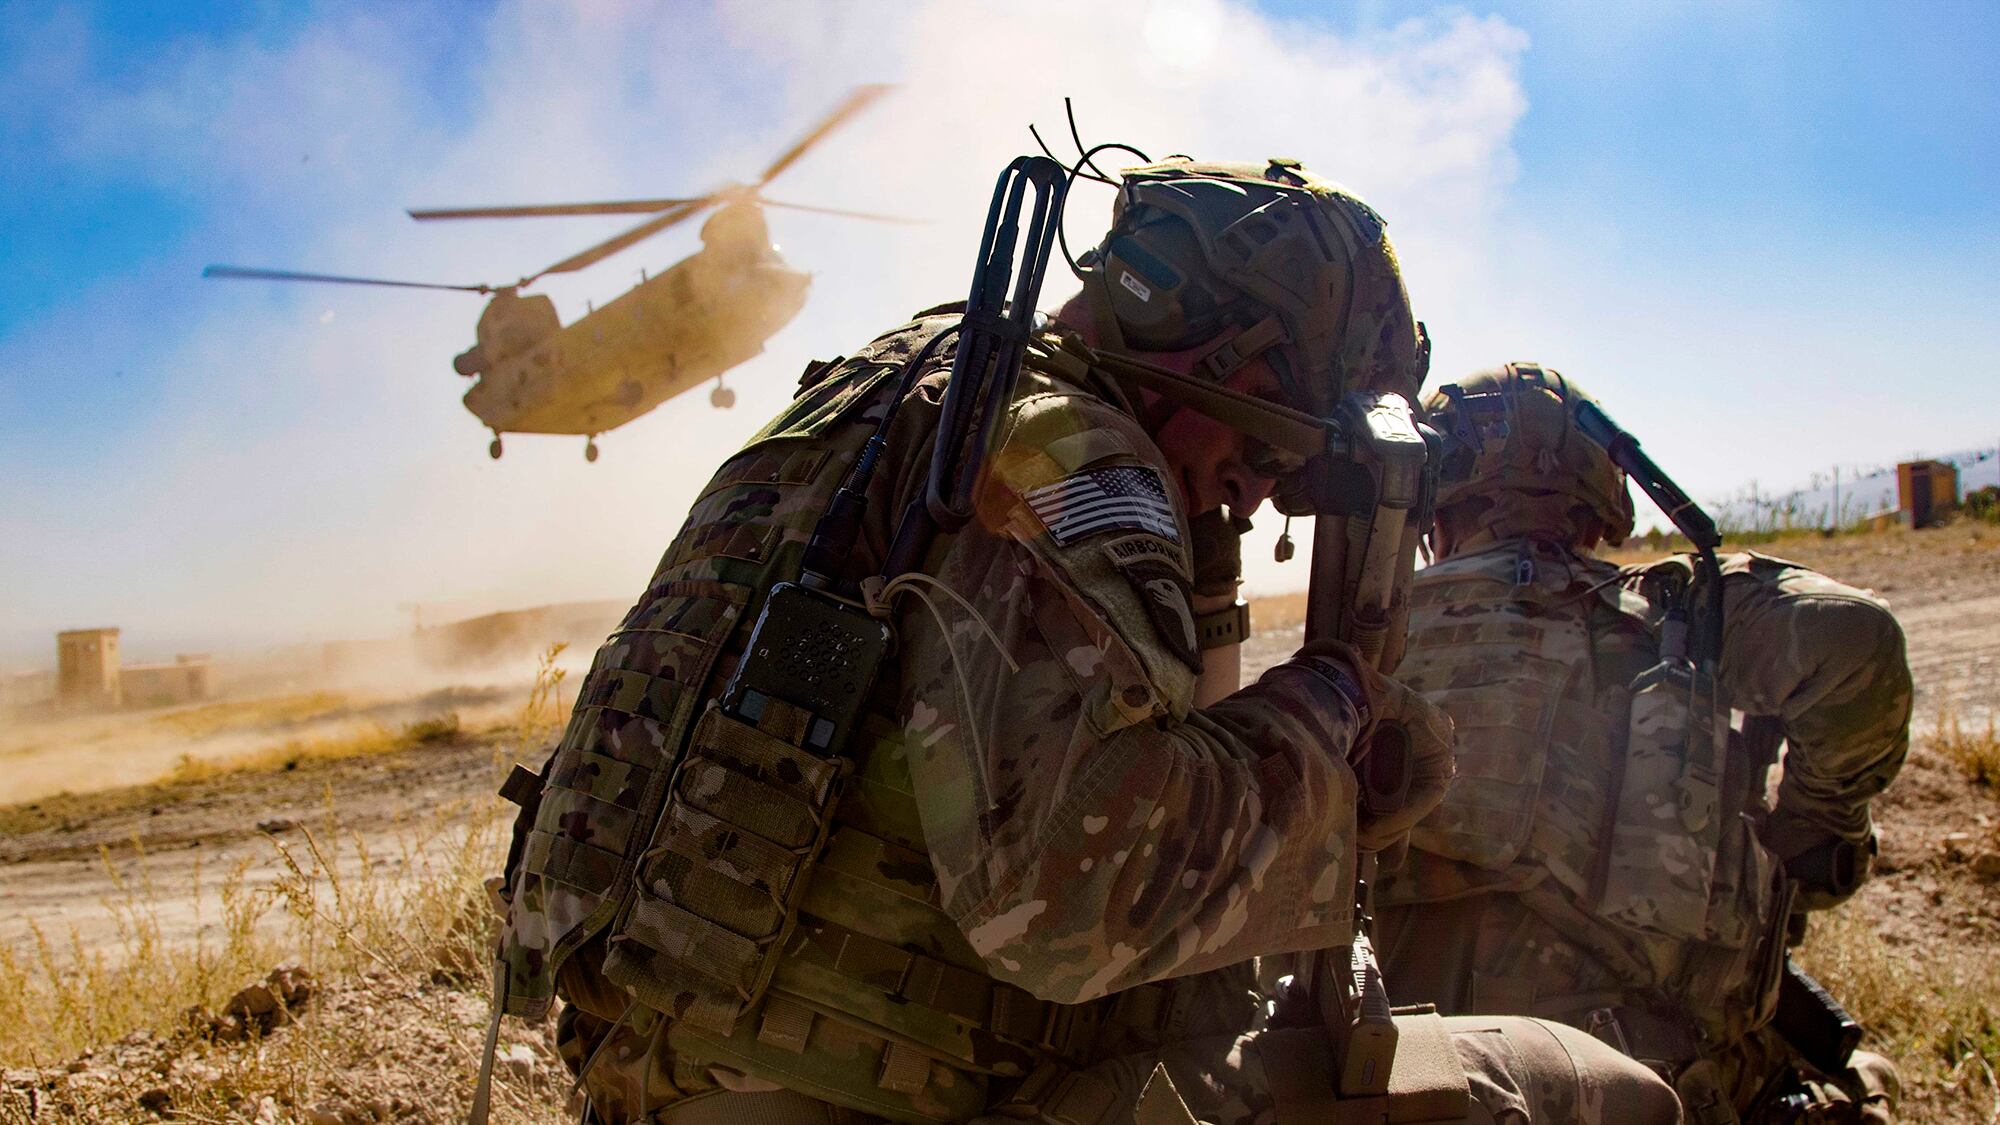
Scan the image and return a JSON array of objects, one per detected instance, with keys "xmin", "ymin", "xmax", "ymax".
[{"xmin": 1024, "ymin": 465, "xmax": 1181, "ymax": 546}]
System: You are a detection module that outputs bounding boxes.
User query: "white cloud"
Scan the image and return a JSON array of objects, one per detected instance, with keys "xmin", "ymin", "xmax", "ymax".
[{"xmin": 1, "ymin": 0, "xmax": 1531, "ymax": 658}]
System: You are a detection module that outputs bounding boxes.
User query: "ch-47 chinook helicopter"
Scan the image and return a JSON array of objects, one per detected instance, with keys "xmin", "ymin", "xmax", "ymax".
[{"xmin": 206, "ymin": 85, "xmax": 904, "ymax": 461}]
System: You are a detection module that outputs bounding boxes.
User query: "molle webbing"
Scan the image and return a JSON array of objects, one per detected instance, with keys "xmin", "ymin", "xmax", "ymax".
[
  {"xmin": 657, "ymin": 713, "xmax": 1107, "ymax": 1123},
  {"xmin": 605, "ymin": 694, "xmax": 850, "ymax": 1034},
  {"xmin": 1399, "ymin": 553, "xmax": 1593, "ymax": 873}
]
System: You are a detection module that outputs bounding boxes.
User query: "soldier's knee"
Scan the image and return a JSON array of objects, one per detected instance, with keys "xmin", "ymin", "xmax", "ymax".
[
  {"xmin": 1536, "ymin": 1019, "xmax": 1680, "ymax": 1125},
  {"xmin": 1446, "ymin": 1016, "xmax": 1681, "ymax": 1125}
]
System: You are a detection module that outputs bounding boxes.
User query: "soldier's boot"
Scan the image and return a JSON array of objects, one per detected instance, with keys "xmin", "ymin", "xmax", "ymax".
[{"xmin": 1841, "ymin": 1050, "xmax": 1899, "ymax": 1125}]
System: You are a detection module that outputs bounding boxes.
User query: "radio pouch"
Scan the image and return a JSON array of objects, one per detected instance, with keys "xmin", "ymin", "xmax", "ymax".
[{"xmin": 1596, "ymin": 654, "xmax": 1724, "ymax": 942}]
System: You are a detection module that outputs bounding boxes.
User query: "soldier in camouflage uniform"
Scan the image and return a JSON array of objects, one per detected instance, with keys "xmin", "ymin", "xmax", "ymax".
[
  {"xmin": 1374, "ymin": 363, "xmax": 1911, "ymax": 1124},
  {"xmin": 485, "ymin": 163, "xmax": 1679, "ymax": 1124}
]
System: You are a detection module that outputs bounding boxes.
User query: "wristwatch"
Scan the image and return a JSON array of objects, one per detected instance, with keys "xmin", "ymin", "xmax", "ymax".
[{"xmin": 1194, "ymin": 601, "xmax": 1251, "ymax": 650}]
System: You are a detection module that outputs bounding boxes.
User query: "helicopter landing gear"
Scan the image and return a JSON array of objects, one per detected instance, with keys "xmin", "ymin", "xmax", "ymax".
[
  {"xmin": 489, "ymin": 435, "xmax": 503, "ymax": 460},
  {"xmin": 584, "ymin": 438, "xmax": 600, "ymax": 463},
  {"xmin": 710, "ymin": 379, "xmax": 736, "ymax": 409}
]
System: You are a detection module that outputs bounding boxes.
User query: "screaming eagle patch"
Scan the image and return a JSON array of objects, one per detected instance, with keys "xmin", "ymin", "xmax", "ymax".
[
  {"xmin": 1121, "ymin": 558, "xmax": 1202, "ymax": 674},
  {"xmin": 1023, "ymin": 464, "xmax": 1181, "ymax": 546}
]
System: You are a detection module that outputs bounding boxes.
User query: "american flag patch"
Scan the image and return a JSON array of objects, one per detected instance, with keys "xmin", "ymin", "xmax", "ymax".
[{"xmin": 1023, "ymin": 465, "xmax": 1181, "ymax": 545}]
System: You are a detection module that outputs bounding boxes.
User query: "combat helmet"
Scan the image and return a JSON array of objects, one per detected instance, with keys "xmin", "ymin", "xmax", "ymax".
[
  {"xmin": 1426, "ymin": 362, "xmax": 1636, "ymax": 551},
  {"xmin": 1076, "ymin": 156, "xmax": 1427, "ymax": 417}
]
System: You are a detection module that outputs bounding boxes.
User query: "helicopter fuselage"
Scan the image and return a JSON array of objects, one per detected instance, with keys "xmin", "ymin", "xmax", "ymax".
[{"xmin": 459, "ymin": 241, "xmax": 810, "ymax": 438}]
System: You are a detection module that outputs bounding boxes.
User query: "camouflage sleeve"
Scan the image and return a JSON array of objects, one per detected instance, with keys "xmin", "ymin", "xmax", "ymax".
[
  {"xmin": 1716, "ymin": 552, "xmax": 1912, "ymax": 861},
  {"xmin": 893, "ymin": 387, "xmax": 1364, "ymax": 1005}
]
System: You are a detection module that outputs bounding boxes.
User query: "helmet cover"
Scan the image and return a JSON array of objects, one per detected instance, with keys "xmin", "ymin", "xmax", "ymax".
[
  {"xmin": 1426, "ymin": 362, "xmax": 1636, "ymax": 549},
  {"xmin": 1080, "ymin": 157, "xmax": 1425, "ymax": 417}
]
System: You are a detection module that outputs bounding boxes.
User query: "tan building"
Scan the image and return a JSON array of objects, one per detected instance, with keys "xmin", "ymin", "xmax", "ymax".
[
  {"xmin": 120, "ymin": 654, "xmax": 215, "ymax": 710},
  {"xmin": 1897, "ymin": 459, "xmax": 1960, "ymax": 529},
  {"xmin": 56, "ymin": 628, "xmax": 121, "ymax": 712}
]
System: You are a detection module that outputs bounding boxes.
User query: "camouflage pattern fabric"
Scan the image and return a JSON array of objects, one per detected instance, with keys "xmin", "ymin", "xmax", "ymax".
[
  {"xmin": 1426, "ymin": 364, "xmax": 1637, "ymax": 552},
  {"xmin": 897, "ymin": 368, "xmax": 1375, "ymax": 1002},
  {"xmin": 1085, "ymin": 158, "xmax": 1427, "ymax": 417},
  {"xmin": 1376, "ymin": 536, "xmax": 1911, "ymax": 1120},
  {"xmin": 499, "ymin": 308, "xmax": 1398, "ymax": 1123},
  {"xmin": 506, "ymin": 306, "xmax": 1684, "ymax": 1122},
  {"xmin": 557, "ymin": 1005, "xmax": 1683, "ymax": 1124}
]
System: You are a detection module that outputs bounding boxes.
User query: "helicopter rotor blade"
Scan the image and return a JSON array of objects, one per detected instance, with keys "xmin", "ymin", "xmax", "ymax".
[
  {"xmin": 519, "ymin": 197, "xmax": 714, "ymax": 286},
  {"xmin": 202, "ymin": 265, "xmax": 494, "ymax": 294},
  {"xmin": 754, "ymin": 84, "xmax": 892, "ymax": 189},
  {"xmin": 759, "ymin": 198, "xmax": 925, "ymax": 224},
  {"xmin": 407, "ymin": 197, "xmax": 708, "ymax": 221}
]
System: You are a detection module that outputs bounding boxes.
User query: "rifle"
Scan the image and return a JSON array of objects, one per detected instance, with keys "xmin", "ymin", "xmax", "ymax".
[
  {"xmin": 1574, "ymin": 398, "xmax": 1722, "ymax": 662},
  {"xmin": 1072, "ymin": 371, "xmax": 1440, "ymax": 1094},
  {"xmin": 1288, "ymin": 391, "xmax": 1438, "ymax": 1096}
]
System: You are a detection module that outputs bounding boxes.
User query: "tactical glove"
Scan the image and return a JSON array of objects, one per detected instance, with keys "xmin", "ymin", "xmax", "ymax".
[
  {"xmin": 1767, "ymin": 809, "xmax": 1875, "ymax": 910},
  {"xmin": 1289, "ymin": 640, "xmax": 1455, "ymax": 852}
]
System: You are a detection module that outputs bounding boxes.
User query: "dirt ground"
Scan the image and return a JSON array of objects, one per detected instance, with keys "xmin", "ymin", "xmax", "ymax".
[
  {"xmin": 3, "ymin": 522, "xmax": 1998, "ymax": 1121},
  {"xmin": 0, "ymin": 733, "xmax": 521, "ymax": 957}
]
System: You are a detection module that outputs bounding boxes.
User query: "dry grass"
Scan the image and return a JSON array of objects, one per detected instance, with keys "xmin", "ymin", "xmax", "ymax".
[
  {"xmin": 516, "ymin": 643, "xmax": 570, "ymax": 743},
  {"xmin": 1796, "ymin": 906, "xmax": 2000, "ymax": 1123},
  {"xmin": 1933, "ymin": 710, "xmax": 2000, "ymax": 788},
  {"xmin": 0, "ymin": 845, "xmax": 278, "ymax": 1068},
  {"xmin": 0, "ymin": 653, "xmax": 579, "ymax": 1122},
  {"xmin": 0, "ymin": 798, "xmax": 567, "ymax": 1122},
  {"xmin": 151, "ymin": 692, "xmax": 357, "ymax": 740},
  {"xmin": 160, "ymin": 712, "xmax": 465, "ymax": 786}
]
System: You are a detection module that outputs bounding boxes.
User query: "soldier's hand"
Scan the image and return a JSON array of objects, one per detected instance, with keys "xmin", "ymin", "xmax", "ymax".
[
  {"xmin": 1766, "ymin": 809, "xmax": 1874, "ymax": 909},
  {"xmin": 1289, "ymin": 641, "xmax": 1455, "ymax": 852}
]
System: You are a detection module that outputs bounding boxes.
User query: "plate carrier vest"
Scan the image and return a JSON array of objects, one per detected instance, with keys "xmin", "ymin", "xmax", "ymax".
[{"xmin": 494, "ymin": 317, "xmax": 1111, "ymax": 1123}]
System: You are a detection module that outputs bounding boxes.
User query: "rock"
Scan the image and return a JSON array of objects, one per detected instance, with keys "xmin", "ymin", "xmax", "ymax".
[
  {"xmin": 228, "ymin": 984, "xmax": 281, "ymax": 1020},
  {"xmin": 1974, "ymin": 852, "xmax": 2000, "ymax": 882},
  {"xmin": 498, "ymin": 1043, "xmax": 538, "ymax": 1081},
  {"xmin": 252, "ymin": 1096, "xmax": 283, "ymax": 1125},
  {"xmin": 266, "ymin": 963, "xmax": 316, "ymax": 1008},
  {"xmin": 304, "ymin": 1104, "xmax": 345, "ymax": 1125},
  {"xmin": 139, "ymin": 1086, "xmax": 172, "ymax": 1113},
  {"xmin": 221, "ymin": 965, "xmax": 318, "ymax": 1035},
  {"xmin": 256, "ymin": 817, "xmax": 299, "ymax": 834}
]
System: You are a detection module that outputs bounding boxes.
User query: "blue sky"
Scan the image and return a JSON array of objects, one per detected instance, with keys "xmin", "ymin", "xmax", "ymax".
[{"xmin": 1, "ymin": 0, "xmax": 1995, "ymax": 661}]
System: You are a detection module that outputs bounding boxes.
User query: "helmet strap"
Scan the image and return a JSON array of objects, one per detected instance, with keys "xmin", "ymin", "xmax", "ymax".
[
  {"xmin": 1057, "ymin": 341, "xmax": 1325, "ymax": 461},
  {"xmin": 1195, "ymin": 314, "xmax": 1288, "ymax": 382}
]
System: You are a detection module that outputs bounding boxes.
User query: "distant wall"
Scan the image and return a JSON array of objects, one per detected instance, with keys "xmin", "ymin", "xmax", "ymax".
[
  {"xmin": 1, "ymin": 669, "xmax": 55, "ymax": 712},
  {"xmin": 119, "ymin": 656, "xmax": 214, "ymax": 710}
]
